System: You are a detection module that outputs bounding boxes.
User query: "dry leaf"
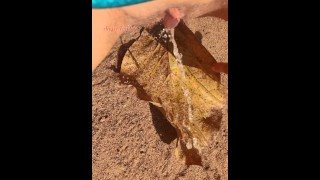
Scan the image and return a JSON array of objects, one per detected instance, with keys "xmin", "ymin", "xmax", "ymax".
[{"xmin": 120, "ymin": 22, "xmax": 226, "ymax": 165}]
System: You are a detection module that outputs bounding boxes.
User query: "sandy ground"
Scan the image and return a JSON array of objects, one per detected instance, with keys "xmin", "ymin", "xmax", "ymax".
[{"xmin": 92, "ymin": 16, "xmax": 228, "ymax": 180}]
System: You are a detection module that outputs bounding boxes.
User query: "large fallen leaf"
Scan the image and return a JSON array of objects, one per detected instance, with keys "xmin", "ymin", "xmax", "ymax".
[{"xmin": 120, "ymin": 22, "xmax": 226, "ymax": 165}]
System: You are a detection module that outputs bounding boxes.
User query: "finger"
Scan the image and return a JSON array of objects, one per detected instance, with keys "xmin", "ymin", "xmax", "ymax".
[{"xmin": 212, "ymin": 63, "xmax": 228, "ymax": 74}]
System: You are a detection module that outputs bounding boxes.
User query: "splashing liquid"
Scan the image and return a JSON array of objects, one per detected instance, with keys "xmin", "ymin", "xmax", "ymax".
[{"xmin": 168, "ymin": 29, "xmax": 194, "ymax": 122}]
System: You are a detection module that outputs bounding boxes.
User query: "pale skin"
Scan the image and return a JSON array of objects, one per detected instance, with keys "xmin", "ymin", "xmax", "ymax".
[{"xmin": 92, "ymin": 0, "xmax": 228, "ymax": 73}]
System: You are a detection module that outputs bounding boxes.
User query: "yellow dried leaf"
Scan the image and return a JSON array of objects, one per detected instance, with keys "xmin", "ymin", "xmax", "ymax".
[{"xmin": 120, "ymin": 22, "xmax": 226, "ymax": 165}]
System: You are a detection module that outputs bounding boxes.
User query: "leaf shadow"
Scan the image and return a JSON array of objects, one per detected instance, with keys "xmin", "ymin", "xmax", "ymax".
[
  {"xmin": 111, "ymin": 28, "xmax": 144, "ymax": 73},
  {"xmin": 198, "ymin": 8, "xmax": 228, "ymax": 21},
  {"xmin": 149, "ymin": 103, "xmax": 177, "ymax": 144},
  {"xmin": 174, "ymin": 20, "xmax": 221, "ymax": 83},
  {"xmin": 195, "ymin": 31, "xmax": 203, "ymax": 43}
]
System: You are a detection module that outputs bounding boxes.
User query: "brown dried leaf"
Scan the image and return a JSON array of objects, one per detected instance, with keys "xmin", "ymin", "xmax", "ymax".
[{"xmin": 120, "ymin": 22, "xmax": 226, "ymax": 165}]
